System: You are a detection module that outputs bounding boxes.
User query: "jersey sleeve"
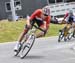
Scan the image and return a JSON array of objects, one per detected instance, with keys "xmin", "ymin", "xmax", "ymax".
[
  {"xmin": 30, "ymin": 9, "xmax": 41, "ymax": 20},
  {"xmin": 47, "ymin": 16, "xmax": 51, "ymax": 24},
  {"xmin": 46, "ymin": 16, "xmax": 51, "ymax": 28},
  {"xmin": 64, "ymin": 13, "xmax": 68, "ymax": 19}
]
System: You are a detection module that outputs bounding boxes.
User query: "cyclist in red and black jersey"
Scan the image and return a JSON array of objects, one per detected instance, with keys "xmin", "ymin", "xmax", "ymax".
[{"xmin": 14, "ymin": 7, "xmax": 51, "ymax": 51}]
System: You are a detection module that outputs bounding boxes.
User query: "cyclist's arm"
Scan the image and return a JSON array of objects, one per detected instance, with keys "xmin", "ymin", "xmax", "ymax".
[
  {"xmin": 60, "ymin": 13, "xmax": 68, "ymax": 24},
  {"xmin": 26, "ymin": 9, "xmax": 41, "ymax": 26},
  {"xmin": 41, "ymin": 20, "xmax": 50, "ymax": 30},
  {"xmin": 43, "ymin": 21, "xmax": 47, "ymax": 29},
  {"xmin": 30, "ymin": 9, "xmax": 41, "ymax": 20},
  {"xmin": 63, "ymin": 13, "xmax": 68, "ymax": 20},
  {"xmin": 46, "ymin": 16, "xmax": 51, "ymax": 30}
]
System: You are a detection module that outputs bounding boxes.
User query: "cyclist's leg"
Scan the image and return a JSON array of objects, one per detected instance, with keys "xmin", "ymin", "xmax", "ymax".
[
  {"xmin": 63, "ymin": 24, "xmax": 68, "ymax": 36},
  {"xmin": 63, "ymin": 23, "xmax": 71, "ymax": 37},
  {"xmin": 72, "ymin": 17, "xmax": 75, "ymax": 37},
  {"xmin": 61, "ymin": 17, "xmax": 68, "ymax": 31},
  {"xmin": 64, "ymin": 16, "xmax": 73, "ymax": 37},
  {"xmin": 36, "ymin": 26, "xmax": 47, "ymax": 38},
  {"xmin": 18, "ymin": 19, "xmax": 36, "ymax": 42},
  {"xmin": 72, "ymin": 16, "xmax": 75, "ymax": 31},
  {"xmin": 18, "ymin": 27, "xmax": 29, "ymax": 42},
  {"xmin": 14, "ymin": 20, "xmax": 35, "ymax": 51},
  {"xmin": 64, "ymin": 16, "xmax": 72, "ymax": 32},
  {"xmin": 72, "ymin": 22, "xmax": 75, "ymax": 33},
  {"xmin": 14, "ymin": 26, "xmax": 30, "ymax": 51},
  {"xmin": 35, "ymin": 21, "xmax": 47, "ymax": 38}
]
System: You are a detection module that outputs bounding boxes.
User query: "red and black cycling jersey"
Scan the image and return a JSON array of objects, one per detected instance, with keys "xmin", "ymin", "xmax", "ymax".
[{"xmin": 29, "ymin": 9, "xmax": 51, "ymax": 28}]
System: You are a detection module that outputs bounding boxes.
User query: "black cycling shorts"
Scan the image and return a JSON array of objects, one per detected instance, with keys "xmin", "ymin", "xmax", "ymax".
[{"xmin": 25, "ymin": 18, "xmax": 44, "ymax": 28}]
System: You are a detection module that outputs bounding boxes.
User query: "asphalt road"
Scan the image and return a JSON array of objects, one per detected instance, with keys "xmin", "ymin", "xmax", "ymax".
[{"xmin": 0, "ymin": 36, "xmax": 75, "ymax": 63}]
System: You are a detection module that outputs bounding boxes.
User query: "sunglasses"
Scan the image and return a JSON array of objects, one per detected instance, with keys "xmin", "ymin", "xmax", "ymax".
[{"xmin": 43, "ymin": 14, "xmax": 48, "ymax": 16}]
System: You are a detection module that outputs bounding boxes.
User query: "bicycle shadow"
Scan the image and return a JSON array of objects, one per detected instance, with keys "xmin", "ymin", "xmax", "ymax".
[
  {"xmin": 24, "ymin": 55, "xmax": 45, "ymax": 59},
  {"xmin": 67, "ymin": 38, "xmax": 75, "ymax": 42},
  {"xmin": 58, "ymin": 37, "xmax": 75, "ymax": 43}
]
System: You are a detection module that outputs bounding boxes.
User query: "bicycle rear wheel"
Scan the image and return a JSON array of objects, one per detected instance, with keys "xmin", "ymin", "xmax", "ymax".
[
  {"xmin": 67, "ymin": 28, "xmax": 74, "ymax": 40},
  {"xmin": 73, "ymin": 30, "xmax": 75, "ymax": 38},
  {"xmin": 67, "ymin": 32, "xmax": 73, "ymax": 40},
  {"xmin": 20, "ymin": 35, "xmax": 35, "ymax": 59}
]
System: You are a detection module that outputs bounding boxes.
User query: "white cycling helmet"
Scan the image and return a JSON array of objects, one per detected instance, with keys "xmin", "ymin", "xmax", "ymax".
[{"xmin": 42, "ymin": 7, "xmax": 50, "ymax": 16}]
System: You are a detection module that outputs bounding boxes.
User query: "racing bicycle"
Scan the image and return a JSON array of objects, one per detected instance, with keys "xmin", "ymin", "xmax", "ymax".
[
  {"xmin": 58, "ymin": 24, "xmax": 75, "ymax": 42},
  {"xmin": 14, "ymin": 25, "xmax": 44, "ymax": 59}
]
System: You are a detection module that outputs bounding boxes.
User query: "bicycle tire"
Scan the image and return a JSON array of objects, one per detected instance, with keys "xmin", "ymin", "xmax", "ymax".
[
  {"xmin": 14, "ymin": 34, "xmax": 29, "ymax": 56},
  {"xmin": 64, "ymin": 37, "xmax": 67, "ymax": 42},
  {"xmin": 20, "ymin": 35, "xmax": 35, "ymax": 59},
  {"xmin": 67, "ymin": 32, "xmax": 73, "ymax": 40},
  {"xmin": 58, "ymin": 31, "xmax": 64, "ymax": 42},
  {"xmin": 73, "ymin": 30, "xmax": 75, "ymax": 38}
]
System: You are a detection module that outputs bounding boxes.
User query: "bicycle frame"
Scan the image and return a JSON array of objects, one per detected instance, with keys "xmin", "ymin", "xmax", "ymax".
[
  {"xmin": 64, "ymin": 24, "xmax": 71, "ymax": 36},
  {"xmin": 20, "ymin": 25, "xmax": 44, "ymax": 59},
  {"xmin": 58, "ymin": 23, "xmax": 74, "ymax": 42}
]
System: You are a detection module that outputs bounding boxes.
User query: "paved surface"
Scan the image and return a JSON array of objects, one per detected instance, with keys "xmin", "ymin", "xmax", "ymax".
[{"xmin": 0, "ymin": 36, "xmax": 75, "ymax": 63}]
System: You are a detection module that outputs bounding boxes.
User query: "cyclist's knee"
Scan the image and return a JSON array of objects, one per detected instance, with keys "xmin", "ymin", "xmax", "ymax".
[
  {"xmin": 72, "ymin": 23, "xmax": 75, "ymax": 27},
  {"xmin": 63, "ymin": 26, "xmax": 69, "ymax": 32},
  {"xmin": 25, "ymin": 24, "xmax": 31, "ymax": 29},
  {"xmin": 23, "ymin": 24, "xmax": 31, "ymax": 34},
  {"xmin": 63, "ymin": 26, "xmax": 67, "ymax": 31},
  {"xmin": 65, "ymin": 24, "xmax": 71, "ymax": 30}
]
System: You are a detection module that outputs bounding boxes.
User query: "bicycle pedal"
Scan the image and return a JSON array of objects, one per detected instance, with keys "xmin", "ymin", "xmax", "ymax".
[
  {"xmin": 14, "ymin": 49, "xmax": 18, "ymax": 52},
  {"xmin": 25, "ymin": 45, "xmax": 30, "ymax": 48},
  {"xmin": 25, "ymin": 43, "xmax": 31, "ymax": 48},
  {"xmin": 27, "ymin": 43, "xmax": 31, "ymax": 45}
]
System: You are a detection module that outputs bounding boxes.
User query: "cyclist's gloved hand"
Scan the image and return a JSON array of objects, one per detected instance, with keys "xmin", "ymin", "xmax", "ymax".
[{"xmin": 62, "ymin": 19, "xmax": 65, "ymax": 22}]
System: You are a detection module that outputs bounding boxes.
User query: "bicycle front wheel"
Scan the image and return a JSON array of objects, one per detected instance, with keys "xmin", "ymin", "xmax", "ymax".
[
  {"xmin": 20, "ymin": 35, "xmax": 35, "ymax": 59},
  {"xmin": 58, "ymin": 30, "xmax": 64, "ymax": 42}
]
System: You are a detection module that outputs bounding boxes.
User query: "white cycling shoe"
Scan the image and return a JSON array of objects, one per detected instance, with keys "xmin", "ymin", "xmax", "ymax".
[{"xmin": 14, "ymin": 42, "xmax": 21, "ymax": 52}]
